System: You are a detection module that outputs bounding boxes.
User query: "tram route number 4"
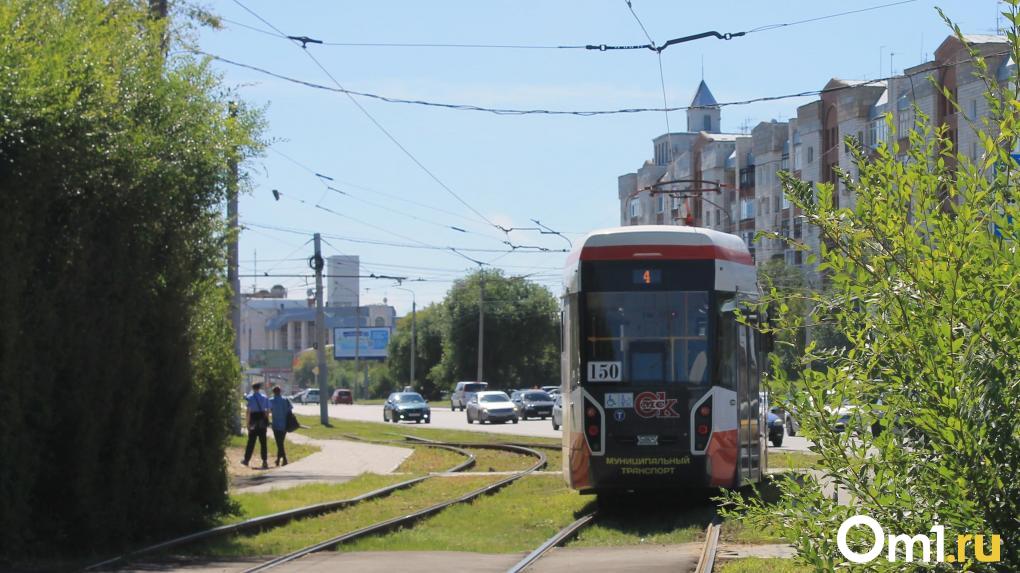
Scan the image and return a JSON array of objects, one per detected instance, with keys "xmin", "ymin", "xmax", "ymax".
[{"xmin": 587, "ymin": 361, "xmax": 622, "ymax": 382}]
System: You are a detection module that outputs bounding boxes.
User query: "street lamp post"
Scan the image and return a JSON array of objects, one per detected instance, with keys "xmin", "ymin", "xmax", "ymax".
[{"xmin": 393, "ymin": 286, "xmax": 416, "ymax": 388}]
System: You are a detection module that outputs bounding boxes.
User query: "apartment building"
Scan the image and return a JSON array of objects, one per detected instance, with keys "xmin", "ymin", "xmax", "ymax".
[{"xmin": 617, "ymin": 34, "xmax": 1014, "ymax": 276}]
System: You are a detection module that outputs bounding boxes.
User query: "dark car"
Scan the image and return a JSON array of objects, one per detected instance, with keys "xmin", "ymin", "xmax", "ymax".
[
  {"xmin": 767, "ymin": 408, "xmax": 785, "ymax": 447},
  {"xmin": 384, "ymin": 392, "xmax": 431, "ymax": 424},
  {"xmin": 511, "ymin": 390, "xmax": 555, "ymax": 420},
  {"xmin": 331, "ymin": 388, "xmax": 353, "ymax": 404}
]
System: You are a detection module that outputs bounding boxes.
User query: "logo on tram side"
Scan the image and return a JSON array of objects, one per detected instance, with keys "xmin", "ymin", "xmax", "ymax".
[{"xmin": 634, "ymin": 391, "xmax": 680, "ymax": 418}]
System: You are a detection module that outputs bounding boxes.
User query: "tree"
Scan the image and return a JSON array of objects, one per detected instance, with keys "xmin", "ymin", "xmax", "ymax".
[
  {"xmin": 757, "ymin": 259, "xmax": 809, "ymax": 378},
  {"xmin": 721, "ymin": 9, "xmax": 1020, "ymax": 570},
  {"xmin": 0, "ymin": 0, "xmax": 263, "ymax": 559},
  {"xmin": 387, "ymin": 303, "xmax": 446, "ymax": 399},
  {"xmin": 437, "ymin": 270, "xmax": 559, "ymax": 390}
]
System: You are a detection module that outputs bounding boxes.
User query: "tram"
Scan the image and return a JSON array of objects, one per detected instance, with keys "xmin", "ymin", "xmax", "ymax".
[{"xmin": 560, "ymin": 225, "xmax": 769, "ymax": 494}]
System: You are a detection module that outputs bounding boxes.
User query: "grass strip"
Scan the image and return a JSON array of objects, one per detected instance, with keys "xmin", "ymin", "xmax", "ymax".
[
  {"xmin": 717, "ymin": 557, "xmax": 811, "ymax": 572},
  {"xmin": 395, "ymin": 445, "xmax": 466, "ymax": 474},
  {"xmin": 219, "ymin": 474, "xmax": 415, "ymax": 525},
  {"xmin": 342, "ymin": 475, "xmax": 593, "ymax": 553},
  {"xmin": 186, "ymin": 476, "xmax": 498, "ymax": 558},
  {"xmin": 768, "ymin": 451, "xmax": 822, "ymax": 469}
]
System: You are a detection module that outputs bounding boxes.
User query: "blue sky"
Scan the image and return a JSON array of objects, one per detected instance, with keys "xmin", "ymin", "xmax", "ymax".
[{"xmin": 193, "ymin": 0, "xmax": 1002, "ymax": 314}]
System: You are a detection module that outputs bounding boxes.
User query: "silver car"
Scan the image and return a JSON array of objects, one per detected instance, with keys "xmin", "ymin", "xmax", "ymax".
[
  {"xmin": 466, "ymin": 391, "xmax": 518, "ymax": 424},
  {"xmin": 551, "ymin": 394, "xmax": 563, "ymax": 431},
  {"xmin": 450, "ymin": 381, "xmax": 488, "ymax": 411}
]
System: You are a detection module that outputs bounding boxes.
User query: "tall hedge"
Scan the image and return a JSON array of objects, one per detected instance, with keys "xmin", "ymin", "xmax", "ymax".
[{"xmin": 0, "ymin": 0, "xmax": 262, "ymax": 559}]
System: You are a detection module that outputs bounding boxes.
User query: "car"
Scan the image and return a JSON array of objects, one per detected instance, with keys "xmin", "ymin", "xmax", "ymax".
[
  {"xmin": 331, "ymin": 388, "xmax": 353, "ymax": 404},
  {"xmin": 541, "ymin": 385, "xmax": 559, "ymax": 395},
  {"xmin": 767, "ymin": 407, "xmax": 785, "ymax": 447},
  {"xmin": 384, "ymin": 392, "xmax": 431, "ymax": 424},
  {"xmin": 510, "ymin": 390, "xmax": 555, "ymax": 420},
  {"xmin": 450, "ymin": 381, "xmax": 488, "ymax": 411},
  {"xmin": 297, "ymin": 388, "xmax": 320, "ymax": 404},
  {"xmin": 466, "ymin": 391, "xmax": 518, "ymax": 424},
  {"xmin": 551, "ymin": 394, "xmax": 563, "ymax": 430}
]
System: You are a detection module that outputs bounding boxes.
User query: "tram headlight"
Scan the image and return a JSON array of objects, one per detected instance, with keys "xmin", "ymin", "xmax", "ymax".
[{"xmin": 586, "ymin": 406, "xmax": 597, "ymax": 418}]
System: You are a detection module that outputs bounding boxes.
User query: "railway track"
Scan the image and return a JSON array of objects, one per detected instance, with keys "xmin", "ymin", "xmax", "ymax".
[
  {"xmin": 82, "ymin": 442, "xmax": 475, "ymax": 572},
  {"xmin": 505, "ymin": 511, "xmax": 598, "ymax": 573},
  {"xmin": 694, "ymin": 519, "xmax": 722, "ymax": 573},
  {"xmin": 240, "ymin": 442, "xmax": 546, "ymax": 572},
  {"xmin": 505, "ymin": 507, "xmax": 722, "ymax": 573}
]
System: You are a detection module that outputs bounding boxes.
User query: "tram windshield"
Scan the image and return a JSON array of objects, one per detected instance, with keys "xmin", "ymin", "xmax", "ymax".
[{"xmin": 585, "ymin": 291, "xmax": 709, "ymax": 384}]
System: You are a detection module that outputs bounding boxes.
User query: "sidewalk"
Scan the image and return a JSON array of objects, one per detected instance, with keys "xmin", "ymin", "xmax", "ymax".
[{"xmin": 232, "ymin": 433, "xmax": 413, "ymax": 493}]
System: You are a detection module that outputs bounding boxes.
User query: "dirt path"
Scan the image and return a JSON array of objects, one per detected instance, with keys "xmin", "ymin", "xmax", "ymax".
[{"xmin": 231, "ymin": 433, "xmax": 412, "ymax": 493}]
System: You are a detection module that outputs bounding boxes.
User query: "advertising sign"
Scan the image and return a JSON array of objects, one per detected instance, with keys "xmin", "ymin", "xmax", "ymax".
[
  {"xmin": 333, "ymin": 327, "xmax": 391, "ymax": 359},
  {"xmin": 248, "ymin": 349, "xmax": 295, "ymax": 373}
]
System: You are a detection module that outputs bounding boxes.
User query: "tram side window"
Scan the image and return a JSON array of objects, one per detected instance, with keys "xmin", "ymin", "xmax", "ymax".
[{"xmin": 716, "ymin": 311, "xmax": 737, "ymax": 390}]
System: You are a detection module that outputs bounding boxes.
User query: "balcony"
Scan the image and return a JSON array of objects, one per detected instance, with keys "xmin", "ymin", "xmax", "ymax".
[{"xmin": 739, "ymin": 166, "xmax": 755, "ymax": 187}]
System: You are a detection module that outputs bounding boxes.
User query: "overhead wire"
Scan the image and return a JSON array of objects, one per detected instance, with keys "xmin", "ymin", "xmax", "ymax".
[
  {"xmin": 193, "ymin": 50, "xmax": 906, "ymax": 116},
  {"xmin": 267, "ymin": 147, "xmax": 507, "ymax": 244},
  {"xmin": 214, "ymin": 0, "xmax": 914, "ymax": 53},
  {"xmin": 230, "ymin": 0, "xmax": 502, "ymax": 234},
  {"xmin": 270, "ymin": 148, "xmax": 494, "ymax": 229},
  {"xmin": 242, "ymin": 220, "xmax": 569, "ymax": 254}
]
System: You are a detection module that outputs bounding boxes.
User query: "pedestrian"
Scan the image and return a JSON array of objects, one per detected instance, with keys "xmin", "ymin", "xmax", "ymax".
[
  {"xmin": 269, "ymin": 385, "xmax": 293, "ymax": 466},
  {"xmin": 242, "ymin": 381, "xmax": 271, "ymax": 469}
]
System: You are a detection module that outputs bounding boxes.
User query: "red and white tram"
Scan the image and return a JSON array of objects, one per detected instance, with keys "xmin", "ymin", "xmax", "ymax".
[{"xmin": 560, "ymin": 226, "xmax": 769, "ymax": 494}]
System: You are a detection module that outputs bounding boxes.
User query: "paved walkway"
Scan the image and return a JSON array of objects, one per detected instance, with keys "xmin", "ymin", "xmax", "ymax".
[{"xmin": 232, "ymin": 433, "xmax": 412, "ymax": 493}]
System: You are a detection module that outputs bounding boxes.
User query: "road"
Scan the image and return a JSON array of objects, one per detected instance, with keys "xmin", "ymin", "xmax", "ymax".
[
  {"xmin": 293, "ymin": 402, "xmax": 813, "ymax": 453},
  {"xmin": 293, "ymin": 403, "xmax": 562, "ymax": 439}
]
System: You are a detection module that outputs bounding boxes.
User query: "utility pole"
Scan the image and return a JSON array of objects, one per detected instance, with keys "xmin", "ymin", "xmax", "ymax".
[
  {"xmin": 394, "ymin": 286, "xmax": 416, "ymax": 387},
  {"xmin": 312, "ymin": 234, "xmax": 329, "ymax": 426},
  {"xmin": 227, "ymin": 102, "xmax": 242, "ymax": 435},
  {"xmin": 477, "ymin": 267, "xmax": 485, "ymax": 382},
  {"xmin": 354, "ymin": 305, "xmax": 361, "ymax": 399}
]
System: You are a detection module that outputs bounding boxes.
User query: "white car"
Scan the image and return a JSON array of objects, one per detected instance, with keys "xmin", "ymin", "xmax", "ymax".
[
  {"xmin": 466, "ymin": 391, "xmax": 518, "ymax": 424},
  {"xmin": 551, "ymin": 394, "xmax": 563, "ymax": 431}
]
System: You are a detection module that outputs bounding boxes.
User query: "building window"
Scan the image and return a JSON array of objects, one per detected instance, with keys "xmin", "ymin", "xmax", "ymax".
[
  {"xmin": 629, "ymin": 200, "xmax": 639, "ymax": 218},
  {"xmin": 374, "ymin": 317, "xmax": 385, "ymax": 327},
  {"xmin": 970, "ymin": 99, "xmax": 978, "ymax": 118},
  {"xmin": 741, "ymin": 199, "xmax": 754, "ymax": 219},
  {"xmin": 807, "ymin": 146, "xmax": 814, "ymax": 164},
  {"xmin": 773, "ymin": 195, "xmax": 781, "ymax": 211},
  {"xmin": 703, "ymin": 114, "xmax": 711, "ymax": 131},
  {"xmin": 656, "ymin": 195, "xmax": 664, "ymax": 213}
]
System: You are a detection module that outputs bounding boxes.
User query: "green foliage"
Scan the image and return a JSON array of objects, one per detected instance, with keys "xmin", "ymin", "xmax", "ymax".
[
  {"xmin": 387, "ymin": 303, "xmax": 446, "ymax": 399},
  {"xmin": 757, "ymin": 259, "xmax": 810, "ymax": 377},
  {"xmin": 292, "ymin": 350, "xmax": 394, "ymax": 399},
  {"xmin": 437, "ymin": 269, "xmax": 559, "ymax": 391},
  {"xmin": 0, "ymin": 0, "xmax": 262, "ymax": 559},
  {"xmin": 721, "ymin": 7, "xmax": 1020, "ymax": 570}
]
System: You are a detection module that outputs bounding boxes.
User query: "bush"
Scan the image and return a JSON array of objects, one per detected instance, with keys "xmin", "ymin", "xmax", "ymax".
[
  {"xmin": 0, "ymin": 0, "xmax": 262, "ymax": 559},
  {"xmin": 721, "ymin": 9, "xmax": 1020, "ymax": 570}
]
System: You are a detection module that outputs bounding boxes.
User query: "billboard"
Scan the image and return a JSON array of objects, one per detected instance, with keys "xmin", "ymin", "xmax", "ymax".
[
  {"xmin": 333, "ymin": 327, "xmax": 390, "ymax": 360},
  {"xmin": 248, "ymin": 349, "xmax": 295, "ymax": 372}
]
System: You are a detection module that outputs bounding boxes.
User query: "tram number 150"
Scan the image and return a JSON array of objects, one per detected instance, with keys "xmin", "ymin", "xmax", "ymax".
[{"xmin": 587, "ymin": 361, "xmax": 622, "ymax": 382}]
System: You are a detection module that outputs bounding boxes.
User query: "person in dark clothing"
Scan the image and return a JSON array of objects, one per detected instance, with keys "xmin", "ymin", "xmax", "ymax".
[
  {"xmin": 269, "ymin": 385, "xmax": 294, "ymax": 466},
  {"xmin": 242, "ymin": 382, "xmax": 271, "ymax": 469}
]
